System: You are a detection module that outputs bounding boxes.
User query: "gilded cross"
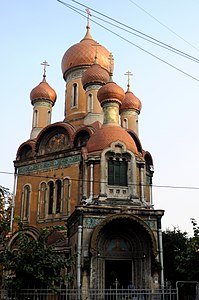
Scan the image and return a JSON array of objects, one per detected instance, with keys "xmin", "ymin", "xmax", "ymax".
[
  {"xmin": 125, "ymin": 70, "xmax": 133, "ymax": 91},
  {"xmin": 86, "ymin": 8, "xmax": 91, "ymax": 28},
  {"xmin": 41, "ymin": 60, "xmax": 50, "ymax": 80},
  {"xmin": 108, "ymin": 52, "xmax": 114, "ymax": 77}
]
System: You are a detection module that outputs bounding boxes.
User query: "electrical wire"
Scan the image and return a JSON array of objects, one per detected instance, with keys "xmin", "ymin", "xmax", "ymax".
[
  {"xmin": 1, "ymin": 170, "xmax": 199, "ymax": 191},
  {"xmin": 57, "ymin": 0, "xmax": 199, "ymax": 82},
  {"xmin": 128, "ymin": 0, "xmax": 199, "ymax": 53},
  {"xmin": 60, "ymin": 1, "xmax": 199, "ymax": 64},
  {"xmin": 58, "ymin": 0, "xmax": 199, "ymax": 64}
]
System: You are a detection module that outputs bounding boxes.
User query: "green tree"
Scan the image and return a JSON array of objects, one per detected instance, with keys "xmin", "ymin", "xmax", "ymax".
[
  {"xmin": 0, "ymin": 222, "xmax": 75, "ymax": 290},
  {"xmin": 162, "ymin": 227, "xmax": 188, "ymax": 287},
  {"xmin": 176, "ymin": 219, "xmax": 199, "ymax": 281},
  {"xmin": 0, "ymin": 186, "xmax": 12, "ymax": 237}
]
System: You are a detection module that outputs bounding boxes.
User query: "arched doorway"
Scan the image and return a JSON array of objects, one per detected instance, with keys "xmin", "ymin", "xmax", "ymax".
[{"xmin": 90, "ymin": 214, "xmax": 157, "ymax": 290}]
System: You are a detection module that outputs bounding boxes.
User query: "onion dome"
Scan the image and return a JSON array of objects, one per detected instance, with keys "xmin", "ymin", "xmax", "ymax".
[
  {"xmin": 61, "ymin": 25, "xmax": 112, "ymax": 79},
  {"xmin": 30, "ymin": 79, "xmax": 57, "ymax": 105},
  {"xmin": 97, "ymin": 81, "xmax": 125, "ymax": 105},
  {"xmin": 82, "ymin": 63, "xmax": 110, "ymax": 88},
  {"xmin": 120, "ymin": 90, "xmax": 142, "ymax": 113},
  {"xmin": 86, "ymin": 125, "xmax": 138, "ymax": 154},
  {"xmin": 30, "ymin": 61, "xmax": 57, "ymax": 107}
]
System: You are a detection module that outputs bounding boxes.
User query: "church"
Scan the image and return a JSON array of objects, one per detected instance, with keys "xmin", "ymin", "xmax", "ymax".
[{"xmin": 11, "ymin": 13, "xmax": 164, "ymax": 292}]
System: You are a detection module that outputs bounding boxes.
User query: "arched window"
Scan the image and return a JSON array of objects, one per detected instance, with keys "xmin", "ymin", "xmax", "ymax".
[
  {"xmin": 38, "ymin": 182, "xmax": 47, "ymax": 219},
  {"xmin": 47, "ymin": 110, "xmax": 51, "ymax": 125},
  {"xmin": 33, "ymin": 110, "xmax": 38, "ymax": 127},
  {"xmin": 37, "ymin": 178, "xmax": 71, "ymax": 220},
  {"xmin": 21, "ymin": 184, "xmax": 31, "ymax": 222},
  {"xmin": 123, "ymin": 118, "xmax": 128, "ymax": 129},
  {"xmin": 63, "ymin": 178, "xmax": 71, "ymax": 216},
  {"xmin": 48, "ymin": 181, "xmax": 54, "ymax": 215},
  {"xmin": 108, "ymin": 158, "xmax": 128, "ymax": 186},
  {"xmin": 55, "ymin": 179, "xmax": 62, "ymax": 213},
  {"xmin": 87, "ymin": 93, "xmax": 93, "ymax": 112},
  {"xmin": 72, "ymin": 83, "xmax": 78, "ymax": 107}
]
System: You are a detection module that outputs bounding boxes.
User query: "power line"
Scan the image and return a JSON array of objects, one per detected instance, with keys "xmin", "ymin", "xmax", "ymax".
[
  {"xmin": 128, "ymin": 0, "xmax": 199, "ymax": 53},
  {"xmin": 58, "ymin": 1, "xmax": 199, "ymax": 64},
  {"xmin": 1, "ymin": 170, "xmax": 199, "ymax": 191},
  {"xmin": 57, "ymin": 0, "xmax": 199, "ymax": 82}
]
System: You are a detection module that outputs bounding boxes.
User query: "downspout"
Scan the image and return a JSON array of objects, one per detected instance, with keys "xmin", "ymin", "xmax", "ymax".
[
  {"xmin": 157, "ymin": 217, "xmax": 164, "ymax": 289},
  {"xmin": 140, "ymin": 164, "xmax": 145, "ymax": 203},
  {"xmin": 89, "ymin": 163, "xmax": 94, "ymax": 199},
  {"xmin": 149, "ymin": 165, "xmax": 154, "ymax": 207},
  {"xmin": 10, "ymin": 167, "xmax": 18, "ymax": 233},
  {"xmin": 84, "ymin": 162, "xmax": 94, "ymax": 204},
  {"xmin": 77, "ymin": 213, "xmax": 83, "ymax": 299}
]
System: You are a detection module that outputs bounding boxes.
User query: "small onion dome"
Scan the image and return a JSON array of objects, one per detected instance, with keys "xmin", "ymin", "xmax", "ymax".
[
  {"xmin": 86, "ymin": 125, "xmax": 138, "ymax": 154},
  {"xmin": 30, "ymin": 80, "xmax": 57, "ymax": 105},
  {"xmin": 97, "ymin": 81, "xmax": 125, "ymax": 105},
  {"xmin": 120, "ymin": 90, "xmax": 142, "ymax": 113},
  {"xmin": 61, "ymin": 32, "xmax": 112, "ymax": 79},
  {"xmin": 82, "ymin": 63, "xmax": 110, "ymax": 89}
]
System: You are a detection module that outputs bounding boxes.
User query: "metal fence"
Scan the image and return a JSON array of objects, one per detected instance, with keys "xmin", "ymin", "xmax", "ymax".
[{"xmin": 0, "ymin": 288, "xmax": 177, "ymax": 300}]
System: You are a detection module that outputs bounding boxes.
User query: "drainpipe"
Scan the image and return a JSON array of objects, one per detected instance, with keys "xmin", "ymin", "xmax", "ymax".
[
  {"xmin": 149, "ymin": 165, "xmax": 154, "ymax": 207},
  {"xmin": 140, "ymin": 164, "xmax": 145, "ymax": 203},
  {"xmin": 90, "ymin": 163, "xmax": 94, "ymax": 199},
  {"xmin": 84, "ymin": 162, "xmax": 94, "ymax": 204},
  {"xmin": 157, "ymin": 217, "xmax": 164, "ymax": 290},
  {"xmin": 77, "ymin": 213, "xmax": 83, "ymax": 299},
  {"xmin": 10, "ymin": 167, "xmax": 18, "ymax": 233}
]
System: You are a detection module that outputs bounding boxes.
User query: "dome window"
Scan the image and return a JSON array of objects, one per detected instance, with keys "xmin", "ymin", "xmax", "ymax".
[
  {"xmin": 72, "ymin": 83, "xmax": 78, "ymax": 108},
  {"xmin": 87, "ymin": 93, "xmax": 93, "ymax": 112},
  {"xmin": 108, "ymin": 158, "xmax": 128, "ymax": 186}
]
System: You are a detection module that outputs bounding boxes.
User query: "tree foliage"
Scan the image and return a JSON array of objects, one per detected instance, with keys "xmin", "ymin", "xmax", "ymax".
[
  {"xmin": 0, "ymin": 222, "xmax": 75, "ymax": 290},
  {"xmin": 163, "ymin": 219, "xmax": 199, "ymax": 287},
  {"xmin": 0, "ymin": 186, "xmax": 12, "ymax": 236}
]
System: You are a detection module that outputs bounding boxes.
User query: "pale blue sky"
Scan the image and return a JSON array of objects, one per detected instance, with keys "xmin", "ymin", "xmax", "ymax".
[{"xmin": 1, "ymin": 0, "xmax": 199, "ymax": 235}]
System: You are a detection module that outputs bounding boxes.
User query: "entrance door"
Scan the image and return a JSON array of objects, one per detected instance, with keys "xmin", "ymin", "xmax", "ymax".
[{"xmin": 105, "ymin": 260, "xmax": 132, "ymax": 289}]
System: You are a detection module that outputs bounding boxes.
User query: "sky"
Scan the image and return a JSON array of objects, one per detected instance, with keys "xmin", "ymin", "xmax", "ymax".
[{"xmin": 1, "ymin": 0, "xmax": 199, "ymax": 236}]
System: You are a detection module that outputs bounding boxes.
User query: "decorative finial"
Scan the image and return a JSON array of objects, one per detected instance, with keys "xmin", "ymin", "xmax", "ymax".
[
  {"xmin": 41, "ymin": 60, "xmax": 50, "ymax": 82},
  {"xmin": 86, "ymin": 8, "xmax": 91, "ymax": 29},
  {"xmin": 108, "ymin": 53, "xmax": 114, "ymax": 81},
  {"xmin": 125, "ymin": 70, "xmax": 133, "ymax": 92},
  {"xmin": 82, "ymin": 8, "xmax": 93, "ymax": 40}
]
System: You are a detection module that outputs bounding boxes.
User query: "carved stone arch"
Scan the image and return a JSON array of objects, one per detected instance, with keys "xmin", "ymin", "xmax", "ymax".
[
  {"xmin": 7, "ymin": 226, "xmax": 40, "ymax": 250},
  {"xmin": 89, "ymin": 213, "xmax": 158, "ymax": 289},
  {"xmin": 144, "ymin": 151, "xmax": 153, "ymax": 172},
  {"xmin": 90, "ymin": 213, "xmax": 157, "ymax": 257},
  {"xmin": 35, "ymin": 123, "xmax": 74, "ymax": 155},
  {"xmin": 16, "ymin": 140, "xmax": 36, "ymax": 161},
  {"xmin": 74, "ymin": 128, "xmax": 92, "ymax": 148}
]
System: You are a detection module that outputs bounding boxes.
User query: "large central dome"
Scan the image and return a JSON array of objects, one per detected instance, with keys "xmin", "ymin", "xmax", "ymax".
[{"xmin": 61, "ymin": 28, "xmax": 112, "ymax": 80}]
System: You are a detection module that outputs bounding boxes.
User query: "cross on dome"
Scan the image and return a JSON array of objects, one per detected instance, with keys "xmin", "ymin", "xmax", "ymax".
[
  {"xmin": 40, "ymin": 60, "xmax": 50, "ymax": 82},
  {"xmin": 125, "ymin": 70, "xmax": 133, "ymax": 91},
  {"xmin": 86, "ymin": 8, "xmax": 91, "ymax": 29},
  {"xmin": 108, "ymin": 53, "xmax": 114, "ymax": 81}
]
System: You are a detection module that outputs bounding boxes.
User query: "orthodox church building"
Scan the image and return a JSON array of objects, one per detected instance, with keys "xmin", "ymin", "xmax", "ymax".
[{"xmin": 12, "ymin": 16, "xmax": 164, "ymax": 291}]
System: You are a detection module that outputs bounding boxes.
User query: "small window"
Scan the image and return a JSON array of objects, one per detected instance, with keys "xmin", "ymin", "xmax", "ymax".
[
  {"xmin": 108, "ymin": 158, "xmax": 128, "ymax": 186},
  {"xmin": 22, "ymin": 184, "xmax": 31, "ymax": 221},
  {"xmin": 123, "ymin": 118, "xmax": 128, "ymax": 129},
  {"xmin": 87, "ymin": 93, "xmax": 93, "ymax": 112},
  {"xmin": 33, "ymin": 110, "xmax": 38, "ymax": 127},
  {"xmin": 56, "ymin": 179, "xmax": 62, "ymax": 213},
  {"xmin": 48, "ymin": 181, "xmax": 54, "ymax": 214},
  {"xmin": 47, "ymin": 110, "xmax": 51, "ymax": 125},
  {"xmin": 72, "ymin": 83, "xmax": 78, "ymax": 107}
]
